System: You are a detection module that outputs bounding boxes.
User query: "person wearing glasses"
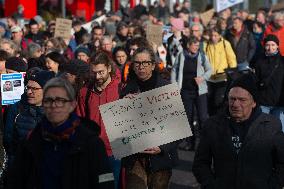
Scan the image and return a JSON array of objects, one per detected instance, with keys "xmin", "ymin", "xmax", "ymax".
[
  {"xmin": 3, "ymin": 70, "xmax": 54, "ymax": 173},
  {"xmin": 8, "ymin": 77, "xmax": 114, "ymax": 189},
  {"xmin": 76, "ymin": 52, "xmax": 121, "ymax": 189},
  {"xmin": 121, "ymin": 47, "xmax": 178, "ymax": 189}
]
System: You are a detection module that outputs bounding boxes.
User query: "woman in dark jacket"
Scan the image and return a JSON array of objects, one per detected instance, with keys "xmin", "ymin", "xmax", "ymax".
[
  {"xmin": 254, "ymin": 34, "xmax": 284, "ymax": 131},
  {"xmin": 7, "ymin": 77, "xmax": 114, "ymax": 189},
  {"xmin": 121, "ymin": 47, "xmax": 178, "ymax": 189}
]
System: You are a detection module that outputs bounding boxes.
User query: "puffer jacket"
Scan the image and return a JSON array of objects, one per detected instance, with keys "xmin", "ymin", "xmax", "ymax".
[{"xmin": 4, "ymin": 99, "xmax": 44, "ymax": 158}]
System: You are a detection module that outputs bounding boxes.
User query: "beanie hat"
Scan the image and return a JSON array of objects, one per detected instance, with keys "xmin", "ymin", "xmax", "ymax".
[
  {"xmin": 64, "ymin": 59, "xmax": 89, "ymax": 76},
  {"xmin": 117, "ymin": 21, "xmax": 128, "ymax": 31},
  {"xmin": 5, "ymin": 57, "xmax": 28, "ymax": 72},
  {"xmin": 29, "ymin": 70, "xmax": 55, "ymax": 88},
  {"xmin": 11, "ymin": 25, "xmax": 22, "ymax": 33},
  {"xmin": 264, "ymin": 34, "xmax": 279, "ymax": 46},
  {"xmin": 170, "ymin": 18, "xmax": 184, "ymax": 31},
  {"xmin": 229, "ymin": 73, "xmax": 258, "ymax": 102},
  {"xmin": 29, "ymin": 18, "xmax": 38, "ymax": 26},
  {"xmin": 75, "ymin": 46, "xmax": 91, "ymax": 57}
]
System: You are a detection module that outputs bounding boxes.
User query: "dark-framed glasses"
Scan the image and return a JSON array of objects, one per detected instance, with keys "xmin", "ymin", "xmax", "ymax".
[
  {"xmin": 133, "ymin": 60, "xmax": 153, "ymax": 68},
  {"xmin": 25, "ymin": 86, "xmax": 42, "ymax": 92},
  {"xmin": 42, "ymin": 97, "xmax": 72, "ymax": 108}
]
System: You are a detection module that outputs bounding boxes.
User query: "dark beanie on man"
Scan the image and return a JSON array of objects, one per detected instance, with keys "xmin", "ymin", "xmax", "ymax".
[
  {"xmin": 64, "ymin": 59, "xmax": 89, "ymax": 76},
  {"xmin": 264, "ymin": 34, "xmax": 279, "ymax": 46},
  {"xmin": 75, "ymin": 46, "xmax": 91, "ymax": 57},
  {"xmin": 229, "ymin": 73, "xmax": 258, "ymax": 102},
  {"xmin": 6, "ymin": 57, "xmax": 28, "ymax": 72},
  {"xmin": 29, "ymin": 71, "xmax": 55, "ymax": 88}
]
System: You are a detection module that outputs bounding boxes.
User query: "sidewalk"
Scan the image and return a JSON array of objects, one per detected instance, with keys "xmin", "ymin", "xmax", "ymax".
[{"xmin": 169, "ymin": 150, "xmax": 200, "ymax": 189}]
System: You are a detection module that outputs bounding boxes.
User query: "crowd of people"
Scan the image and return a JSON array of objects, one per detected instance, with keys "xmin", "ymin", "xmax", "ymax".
[{"xmin": 0, "ymin": 0, "xmax": 282, "ymax": 188}]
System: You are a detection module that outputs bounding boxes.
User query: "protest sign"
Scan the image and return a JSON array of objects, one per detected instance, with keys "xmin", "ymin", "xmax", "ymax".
[
  {"xmin": 200, "ymin": 9, "xmax": 215, "ymax": 27},
  {"xmin": 71, "ymin": 15, "xmax": 107, "ymax": 35},
  {"xmin": 54, "ymin": 18, "xmax": 72, "ymax": 40},
  {"xmin": 146, "ymin": 24, "xmax": 163, "ymax": 46},
  {"xmin": 214, "ymin": 0, "xmax": 244, "ymax": 12},
  {"xmin": 271, "ymin": 2, "xmax": 284, "ymax": 12},
  {"xmin": 162, "ymin": 25, "xmax": 172, "ymax": 44},
  {"xmin": 99, "ymin": 83, "xmax": 192, "ymax": 159},
  {"xmin": 1, "ymin": 73, "xmax": 25, "ymax": 105}
]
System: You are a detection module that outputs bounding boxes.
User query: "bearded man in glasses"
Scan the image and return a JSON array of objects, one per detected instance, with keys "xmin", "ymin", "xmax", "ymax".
[{"xmin": 76, "ymin": 51, "xmax": 121, "ymax": 189}]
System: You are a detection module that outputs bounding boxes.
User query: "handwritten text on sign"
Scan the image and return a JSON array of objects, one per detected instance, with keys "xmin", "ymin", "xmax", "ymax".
[{"xmin": 99, "ymin": 83, "xmax": 192, "ymax": 159}]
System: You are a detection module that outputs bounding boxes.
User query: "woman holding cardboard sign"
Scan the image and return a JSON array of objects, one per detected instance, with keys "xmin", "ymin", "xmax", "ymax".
[{"xmin": 121, "ymin": 47, "xmax": 178, "ymax": 189}]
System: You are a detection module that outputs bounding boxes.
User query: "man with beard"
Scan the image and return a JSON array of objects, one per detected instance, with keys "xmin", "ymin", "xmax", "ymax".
[{"xmin": 76, "ymin": 52, "xmax": 121, "ymax": 189}]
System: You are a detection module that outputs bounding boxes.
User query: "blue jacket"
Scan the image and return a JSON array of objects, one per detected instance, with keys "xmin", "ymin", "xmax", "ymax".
[
  {"xmin": 171, "ymin": 50, "xmax": 212, "ymax": 95},
  {"xmin": 4, "ymin": 99, "xmax": 44, "ymax": 156}
]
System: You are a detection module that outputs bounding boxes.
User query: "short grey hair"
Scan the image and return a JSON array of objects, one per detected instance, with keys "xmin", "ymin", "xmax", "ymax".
[
  {"xmin": 272, "ymin": 12, "xmax": 284, "ymax": 22},
  {"xmin": 27, "ymin": 42, "xmax": 41, "ymax": 58},
  {"xmin": 190, "ymin": 22, "xmax": 204, "ymax": 34},
  {"xmin": 43, "ymin": 77, "xmax": 76, "ymax": 101},
  {"xmin": 0, "ymin": 39, "xmax": 19, "ymax": 56}
]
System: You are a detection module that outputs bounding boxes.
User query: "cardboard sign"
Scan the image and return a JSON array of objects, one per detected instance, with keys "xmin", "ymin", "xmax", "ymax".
[
  {"xmin": 214, "ymin": 0, "xmax": 244, "ymax": 12},
  {"xmin": 200, "ymin": 9, "xmax": 215, "ymax": 27},
  {"xmin": 1, "ymin": 73, "xmax": 25, "ymax": 105},
  {"xmin": 99, "ymin": 83, "xmax": 192, "ymax": 159},
  {"xmin": 146, "ymin": 24, "xmax": 163, "ymax": 46},
  {"xmin": 54, "ymin": 18, "xmax": 72, "ymax": 40}
]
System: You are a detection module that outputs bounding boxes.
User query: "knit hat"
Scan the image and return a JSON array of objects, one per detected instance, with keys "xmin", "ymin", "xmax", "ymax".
[
  {"xmin": 170, "ymin": 18, "xmax": 184, "ymax": 31},
  {"xmin": 75, "ymin": 46, "xmax": 91, "ymax": 57},
  {"xmin": 29, "ymin": 18, "xmax": 38, "ymax": 26},
  {"xmin": 264, "ymin": 34, "xmax": 279, "ymax": 46},
  {"xmin": 117, "ymin": 21, "xmax": 128, "ymax": 31},
  {"xmin": 11, "ymin": 25, "xmax": 22, "ymax": 33},
  {"xmin": 29, "ymin": 70, "xmax": 55, "ymax": 88},
  {"xmin": 33, "ymin": 15, "xmax": 43, "ymax": 24},
  {"xmin": 64, "ymin": 59, "xmax": 89, "ymax": 76},
  {"xmin": 5, "ymin": 57, "xmax": 28, "ymax": 72},
  {"xmin": 229, "ymin": 73, "xmax": 258, "ymax": 102}
]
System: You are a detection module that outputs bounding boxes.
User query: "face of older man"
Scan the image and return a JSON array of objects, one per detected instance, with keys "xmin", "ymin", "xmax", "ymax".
[{"xmin": 228, "ymin": 87, "xmax": 256, "ymax": 122}]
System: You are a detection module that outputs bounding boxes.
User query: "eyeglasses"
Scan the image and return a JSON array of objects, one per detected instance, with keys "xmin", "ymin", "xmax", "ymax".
[
  {"xmin": 42, "ymin": 97, "xmax": 72, "ymax": 107},
  {"xmin": 25, "ymin": 86, "xmax": 42, "ymax": 92},
  {"xmin": 133, "ymin": 61, "xmax": 153, "ymax": 68}
]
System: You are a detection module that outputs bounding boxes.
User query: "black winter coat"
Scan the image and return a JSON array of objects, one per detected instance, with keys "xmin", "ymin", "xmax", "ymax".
[
  {"xmin": 193, "ymin": 112, "xmax": 284, "ymax": 189},
  {"xmin": 7, "ymin": 119, "xmax": 114, "ymax": 189},
  {"xmin": 225, "ymin": 27, "xmax": 256, "ymax": 64},
  {"xmin": 254, "ymin": 53, "xmax": 284, "ymax": 106},
  {"xmin": 121, "ymin": 73, "xmax": 178, "ymax": 172}
]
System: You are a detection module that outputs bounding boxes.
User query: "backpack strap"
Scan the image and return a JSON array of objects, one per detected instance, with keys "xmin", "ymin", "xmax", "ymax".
[{"xmin": 84, "ymin": 83, "xmax": 93, "ymax": 119}]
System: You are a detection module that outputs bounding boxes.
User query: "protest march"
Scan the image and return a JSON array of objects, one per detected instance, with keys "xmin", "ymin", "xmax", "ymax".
[{"xmin": 0, "ymin": 0, "xmax": 283, "ymax": 189}]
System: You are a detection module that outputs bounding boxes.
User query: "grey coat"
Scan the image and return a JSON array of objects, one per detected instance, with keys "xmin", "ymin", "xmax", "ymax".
[{"xmin": 171, "ymin": 50, "xmax": 212, "ymax": 95}]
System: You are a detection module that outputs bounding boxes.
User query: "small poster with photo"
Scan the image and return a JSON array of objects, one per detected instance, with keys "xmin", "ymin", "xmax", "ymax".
[{"xmin": 1, "ymin": 73, "xmax": 25, "ymax": 105}]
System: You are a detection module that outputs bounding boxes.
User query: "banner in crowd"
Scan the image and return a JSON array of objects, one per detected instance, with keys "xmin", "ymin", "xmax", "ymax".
[
  {"xmin": 1, "ymin": 73, "xmax": 25, "ymax": 105},
  {"xmin": 99, "ymin": 83, "xmax": 192, "ymax": 159},
  {"xmin": 200, "ymin": 9, "xmax": 215, "ymax": 26},
  {"xmin": 162, "ymin": 25, "xmax": 172, "ymax": 44},
  {"xmin": 146, "ymin": 24, "xmax": 163, "ymax": 46},
  {"xmin": 214, "ymin": 0, "xmax": 244, "ymax": 12},
  {"xmin": 54, "ymin": 18, "xmax": 72, "ymax": 41}
]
